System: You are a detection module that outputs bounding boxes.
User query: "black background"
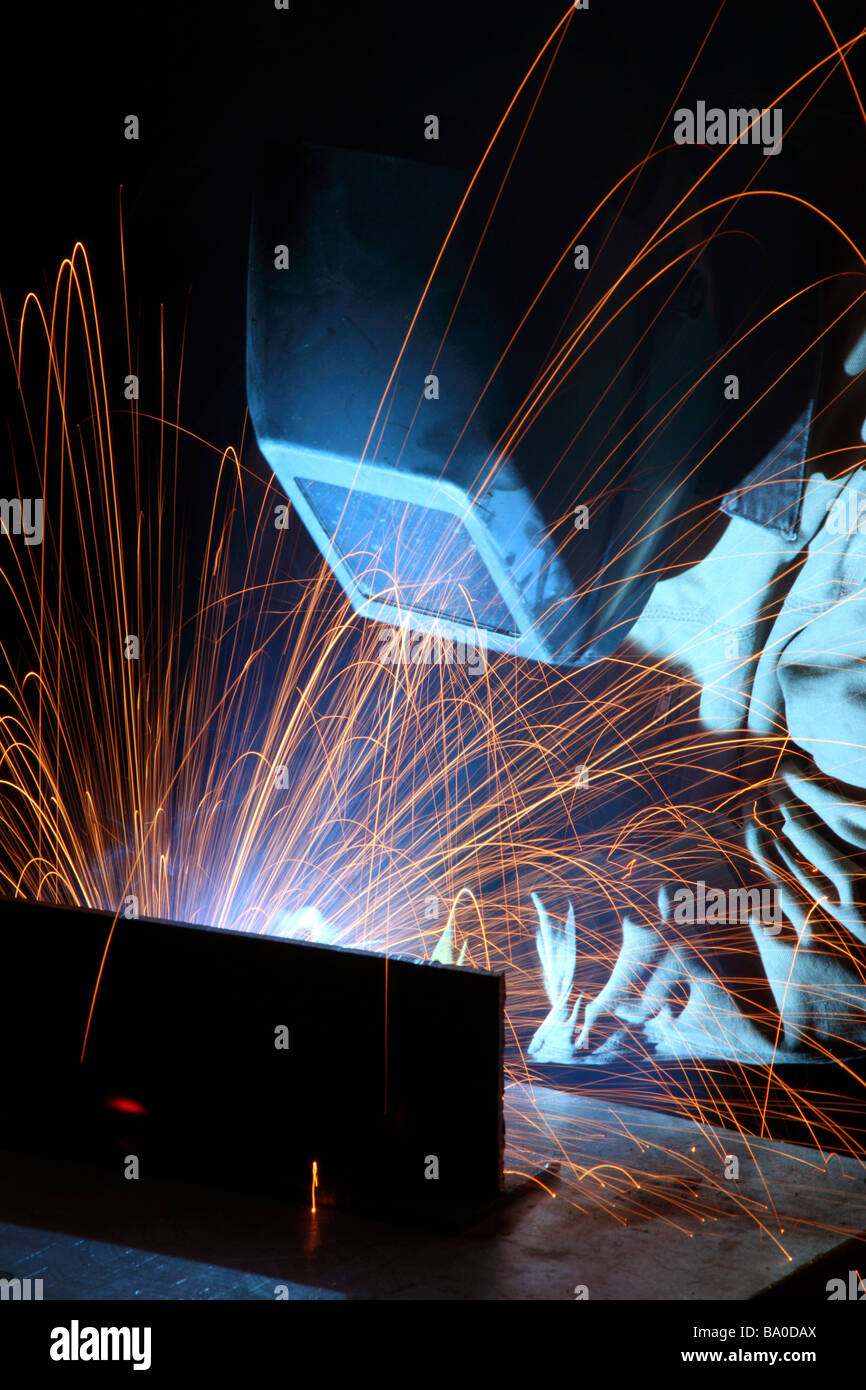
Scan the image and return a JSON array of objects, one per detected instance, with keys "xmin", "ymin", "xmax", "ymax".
[{"xmin": 4, "ymin": 0, "xmax": 864, "ymax": 477}]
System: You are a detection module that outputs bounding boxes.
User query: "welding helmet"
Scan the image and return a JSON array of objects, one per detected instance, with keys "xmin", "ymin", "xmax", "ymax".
[{"xmin": 247, "ymin": 142, "xmax": 819, "ymax": 667}]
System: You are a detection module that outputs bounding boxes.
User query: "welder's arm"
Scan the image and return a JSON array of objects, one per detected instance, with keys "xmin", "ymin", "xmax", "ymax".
[{"xmin": 744, "ymin": 612, "xmax": 866, "ymax": 954}]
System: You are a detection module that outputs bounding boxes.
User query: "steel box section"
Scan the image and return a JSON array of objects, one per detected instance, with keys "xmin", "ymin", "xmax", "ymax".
[{"xmin": 0, "ymin": 898, "xmax": 505, "ymax": 1210}]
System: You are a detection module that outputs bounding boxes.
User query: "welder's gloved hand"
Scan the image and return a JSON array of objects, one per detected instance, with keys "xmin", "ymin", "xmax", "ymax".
[
  {"xmin": 528, "ymin": 874, "xmax": 695, "ymax": 1061},
  {"xmin": 536, "ymin": 824, "xmax": 781, "ymax": 1061},
  {"xmin": 527, "ymin": 893, "xmax": 583, "ymax": 1063},
  {"xmin": 573, "ymin": 913, "xmax": 673, "ymax": 1055},
  {"xmin": 575, "ymin": 832, "xmax": 740, "ymax": 1053}
]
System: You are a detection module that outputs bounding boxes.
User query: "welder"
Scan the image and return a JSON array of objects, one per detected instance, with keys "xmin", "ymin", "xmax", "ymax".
[{"xmin": 247, "ymin": 136, "xmax": 866, "ymax": 1065}]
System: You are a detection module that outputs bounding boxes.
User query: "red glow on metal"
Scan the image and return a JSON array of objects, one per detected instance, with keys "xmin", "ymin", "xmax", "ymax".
[{"xmin": 105, "ymin": 1096, "xmax": 148, "ymax": 1116}]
